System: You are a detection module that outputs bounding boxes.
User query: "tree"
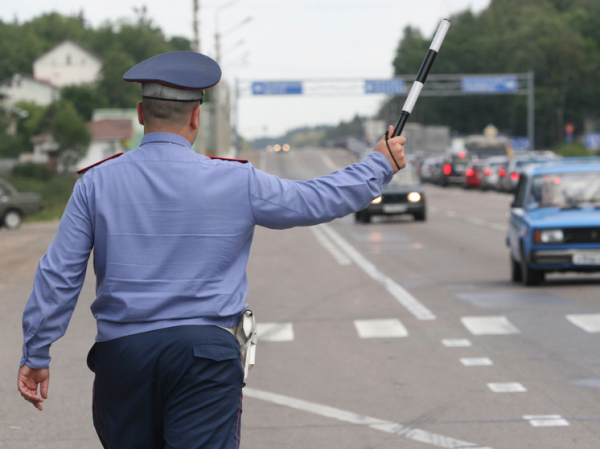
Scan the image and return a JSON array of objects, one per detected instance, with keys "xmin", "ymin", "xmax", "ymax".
[
  {"xmin": 51, "ymin": 100, "xmax": 91, "ymax": 169},
  {"xmin": 61, "ymin": 84, "xmax": 109, "ymax": 120}
]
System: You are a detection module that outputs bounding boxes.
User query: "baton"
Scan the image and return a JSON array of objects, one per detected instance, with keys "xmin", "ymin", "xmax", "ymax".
[{"xmin": 392, "ymin": 19, "xmax": 451, "ymax": 137}]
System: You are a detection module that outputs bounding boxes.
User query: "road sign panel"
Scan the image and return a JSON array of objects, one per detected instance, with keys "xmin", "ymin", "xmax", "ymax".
[
  {"xmin": 364, "ymin": 79, "xmax": 405, "ymax": 94},
  {"xmin": 251, "ymin": 81, "xmax": 302, "ymax": 95},
  {"xmin": 585, "ymin": 132, "xmax": 600, "ymax": 150},
  {"xmin": 462, "ymin": 76, "xmax": 518, "ymax": 93},
  {"xmin": 510, "ymin": 137, "xmax": 531, "ymax": 151}
]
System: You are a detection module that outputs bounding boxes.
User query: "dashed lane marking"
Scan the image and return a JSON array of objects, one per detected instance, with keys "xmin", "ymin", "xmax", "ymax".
[
  {"xmin": 354, "ymin": 319, "xmax": 408, "ymax": 339},
  {"xmin": 460, "ymin": 357, "xmax": 493, "ymax": 366},
  {"xmin": 244, "ymin": 387, "xmax": 494, "ymax": 449},
  {"xmin": 566, "ymin": 314, "xmax": 600, "ymax": 333},
  {"xmin": 488, "ymin": 223, "xmax": 508, "ymax": 232},
  {"xmin": 309, "ymin": 226, "xmax": 352, "ymax": 266},
  {"xmin": 465, "ymin": 217, "xmax": 486, "ymax": 226},
  {"xmin": 523, "ymin": 415, "xmax": 570, "ymax": 427},
  {"xmin": 257, "ymin": 323, "xmax": 294, "ymax": 342},
  {"xmin": 319, "ymin": 224, "xmax": 436, "ymax": 320},
  {"xmin": 461, "ymin": 316, "xmax": 520, "ymax": 335},
  {"xmin": 487, "ymin": 383, "xmax": 527, "ymax": 393},
  {"xmin": 442, "ymin": 339, "xmax": 472, "ymax": 347}
]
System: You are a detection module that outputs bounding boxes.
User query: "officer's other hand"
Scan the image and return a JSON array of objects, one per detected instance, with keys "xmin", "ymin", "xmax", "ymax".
[
  {"xmin": 374, "ymin": 125, "xmax": 407, "ymax": 174},
  {"xmin": 17, "ymin": 365, "xmax": 49, "ymax": 411}
]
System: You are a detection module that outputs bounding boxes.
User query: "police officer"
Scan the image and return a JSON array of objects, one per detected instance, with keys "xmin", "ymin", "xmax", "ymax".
[{"xmin": 17, "ymin": 51, "xmax": 406, "ymax": 448}]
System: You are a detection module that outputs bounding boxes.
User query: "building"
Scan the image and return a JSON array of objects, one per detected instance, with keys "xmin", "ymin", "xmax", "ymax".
[
  {"xmin": 33, "ymin": 39, "xmax": 102, "ymax": 88},
  {"xmin": 76, "ymin": 119, "xmax": 133, "ymax": 171},
  {"xmin": 0, "ymin": 73, "xmax": 60, "ymax": 107}
]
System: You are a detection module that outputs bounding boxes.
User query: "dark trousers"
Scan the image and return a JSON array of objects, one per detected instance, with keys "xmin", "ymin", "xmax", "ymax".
[{"xmin": 87, "ymin": 325, "xmax": 244, "ymax": 449}]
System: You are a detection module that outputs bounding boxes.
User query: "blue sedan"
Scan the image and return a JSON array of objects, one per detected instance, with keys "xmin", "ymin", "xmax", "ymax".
[{"xmin": 508, "ymin": 161, "xmax": 600, "ymax": 285}]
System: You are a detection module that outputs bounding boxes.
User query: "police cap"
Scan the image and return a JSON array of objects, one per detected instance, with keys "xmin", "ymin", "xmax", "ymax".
[{"xmin": 123, "ymin": 51, "xmax": 221, "ymax": 102}]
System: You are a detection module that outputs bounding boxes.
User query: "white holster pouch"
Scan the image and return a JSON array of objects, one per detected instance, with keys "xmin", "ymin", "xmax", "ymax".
[{"xmin": 220, "ymin": 309, "xmax": 257, "ymax": 381}]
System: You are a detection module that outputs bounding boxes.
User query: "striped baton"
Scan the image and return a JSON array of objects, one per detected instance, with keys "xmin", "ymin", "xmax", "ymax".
[{"xmin": 392, "ymin": 19, "xmax": 451, "ymax": 137}]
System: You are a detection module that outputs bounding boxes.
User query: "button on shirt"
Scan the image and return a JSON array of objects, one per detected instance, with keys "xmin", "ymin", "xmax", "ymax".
[{"xmin": 21, "ymin": 132, "xmax": 393, "ymax": 369}]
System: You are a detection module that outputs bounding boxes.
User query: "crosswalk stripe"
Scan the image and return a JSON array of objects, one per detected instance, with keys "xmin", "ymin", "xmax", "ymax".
[
  {"xmin": 487, "ymin": 382, "xmax": 527, "ymax": 393},
  {"xmin": 523, "ymin": 415, "xmax": 570, "ymax": 427},
  {"xmin": 461, "ymin": 316, "xmax": 520, "ymax": 335},
  {"xmin": 354, "ymin": 319, "xmax": 408, "ymax": 339},
  {"xmin": 442, "ymin": 339, "xmax": 472, "ymax": 347},
  {"xmin": 566, "ymin": 314, "xmax": 600, "ymax": 333},
  {"xmin": 460, "ymin": 357, "xmax": 493, "ymax": 366},
  {"xmin": 257, "ymin": 323, "xmax": 294, "ymax": 342}
]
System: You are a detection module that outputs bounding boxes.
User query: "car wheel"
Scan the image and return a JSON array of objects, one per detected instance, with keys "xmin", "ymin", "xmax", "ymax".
[
  {"xmin": 510, "ymin": 253, "xmax": 522, "ymax": 282},
  {"xmin": 413, "ymin": 211, "xmax": 426, "ymax": 222},
  {"xmin": 520, "ymin": 247, "xmax": 544, "ymax": 286},
  {"xmin": 360, "ymin": 213, "xmax": 371, "ymax": 224},
  {"xmin": 3, "ymin": 209, "xmax": 22, "ymax": 230}
]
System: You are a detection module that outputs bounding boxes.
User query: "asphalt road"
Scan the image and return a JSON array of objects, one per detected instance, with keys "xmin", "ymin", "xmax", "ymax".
[{"xmin": 2, "ymin": 148, "xmax": 600, "ymax": 448}]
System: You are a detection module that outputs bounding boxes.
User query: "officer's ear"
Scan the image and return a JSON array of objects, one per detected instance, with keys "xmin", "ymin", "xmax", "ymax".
[
  {"xmin": 137, "ymin": 102, "xmax": 145, "ymax": 126},
  {"xmin": 190, "ymin": 105, "xmax": 200, "ymax": 131}
]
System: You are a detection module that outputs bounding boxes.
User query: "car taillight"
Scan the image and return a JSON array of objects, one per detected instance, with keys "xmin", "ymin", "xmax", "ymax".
[
  {"xmin": 510, "ymin": 172, "xmax": 519, "ymax": 181},
  {"xmin": 485, "ymin": 168, "xmax": 492, "ymax": 176},
  {"xmin": 466, "ymin": 168, "xmax": 474, "ymax": 177},
  {"xmin": 498, "ymin": 169, "xmax": 506, "ymax": 177},
  {"xmin": 443, "ymin": 164, "xmax": 452, "ymax": 175}
]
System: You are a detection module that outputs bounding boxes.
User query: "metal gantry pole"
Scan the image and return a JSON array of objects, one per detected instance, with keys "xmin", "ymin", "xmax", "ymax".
[{"xmin": 527, "ymin": 70, "xmax": 535, "ymax": 150}]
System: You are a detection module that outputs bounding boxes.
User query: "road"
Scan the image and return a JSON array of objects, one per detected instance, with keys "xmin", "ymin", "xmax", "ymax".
[{"xmin": 2, "ymin": 147, "xmax": 600, "ymax": 448}]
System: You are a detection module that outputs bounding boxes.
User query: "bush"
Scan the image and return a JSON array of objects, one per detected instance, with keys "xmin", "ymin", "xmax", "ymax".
[
  {"xmin": 11, "ymin": 162, "xmax": 55, "ymax": 181},
  {"xmin": 554, "ymin": 143, "xmax": 593, "ymax": 157}
]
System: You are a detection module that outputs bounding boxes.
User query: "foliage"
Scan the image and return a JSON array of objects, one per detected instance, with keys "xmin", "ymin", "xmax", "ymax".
[
  {"xmin": 51, "ymin": 100, "xmax": 91, "ymax": 168},
  {"xmin": 0, "ymin": 132, "xmax": 24, "ymax": 158},
  {"xmin": 554, "ymin": 143, "xmax": 593, "ymax": 157},
  {"xmin": 61, "ymin": 84, "xmax": 108, "ymax": 120},
  {"xmin": 11, "ymin": 162, "xmax": 55, "ymax": 181},
  {"xmin": 14, "ymin": 101, "xmax": 47, "ymax": 151},
  {"xmin": 384, "ymin": 0, "xmax": 600, "ymax": 149}
]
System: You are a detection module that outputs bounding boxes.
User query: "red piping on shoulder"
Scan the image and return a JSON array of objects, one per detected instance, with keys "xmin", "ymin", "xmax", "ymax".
[
  {"xmin": 77, "ymin": 153, "xmax": 124, "ymax": 175},
  {"xmin": 208, "ymin": 156, "xmax": 248, "ymax": 164}
]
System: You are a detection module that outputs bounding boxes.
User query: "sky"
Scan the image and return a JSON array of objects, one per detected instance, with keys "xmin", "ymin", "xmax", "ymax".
[{"xmin": 2, "ymin": 0, "xmax": 491, "ymax": 139}]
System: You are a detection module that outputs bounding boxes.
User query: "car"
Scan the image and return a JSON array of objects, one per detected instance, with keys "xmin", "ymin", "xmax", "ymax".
[
  {"xmin": 463, "ymin": 159, "xmax": 485, "ymax": 189},
  {"xmin": 480, "ymin": 156, "xmax": 509, "ymax": 191},
  {"xmin": 438, "ymin": 151, "xmax": 471, "ymax": 186},
  {"xmin": 355, "ymin": 168, "xmax": 426, "ymax": 223},
  {"xmin": 0, "ymin": 178, "xmax": 42, "ymax": 230},
  {"xmin": 499, "ymin": 154, "xmax": 557, "ymax": 193},
  {"xmin": 507, "ymin": 161, "xmax": 600, "ymax": 285}
]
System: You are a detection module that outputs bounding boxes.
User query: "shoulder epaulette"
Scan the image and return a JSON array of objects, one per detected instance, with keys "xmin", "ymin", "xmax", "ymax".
[
  {"xmin": 208, "ymin": 156, "xmax": 248, "ymax": 164},
  {"xmin": 77, "ymin": 153, "xmax": 124, "ymax": 175}
]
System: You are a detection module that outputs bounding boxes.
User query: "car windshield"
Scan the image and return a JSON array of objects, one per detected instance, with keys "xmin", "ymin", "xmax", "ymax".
[
  {"xmin": 528, "ymin": 172, "xmax": 600, "ymax": 208},
  {"xmin": 386, "ymin": 169, "xmax": 420, "ymax": 188}
]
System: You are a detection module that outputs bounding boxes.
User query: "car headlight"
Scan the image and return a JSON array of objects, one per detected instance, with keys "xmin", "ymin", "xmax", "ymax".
[
  {"xmin": 371, "ymin": 196, "xmax": 382, "ymax": 204},
  {"xmin": 408, "ymin": 192, "xmax": 421, "ymax": 202},
  {"xmin": 534, "ymin": 229, "xmax": 564, "ymax": 244}
]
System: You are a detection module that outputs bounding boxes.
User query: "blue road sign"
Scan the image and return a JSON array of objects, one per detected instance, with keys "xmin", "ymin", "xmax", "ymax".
[
  {"xmin": 364, "ymin": 79, "xmax": 405, "ymax": 94},
  {"xmin": 510, "ymin": 137, "xmax": 531, "ymax": 151},
  {"xmin": 252, "ymin": 81, "xmax": 303, "ymax": 95},
  {"xmin": 462, "ymin": 76, "xmax": 518, "ymax": 93},
  {"xmin": 585, "ymin": 132, "xmax": 600, "ymax": 151}
]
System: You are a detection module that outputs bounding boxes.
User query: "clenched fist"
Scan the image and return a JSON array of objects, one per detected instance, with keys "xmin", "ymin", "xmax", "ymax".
[{"xmin": 374, "ymin": 125, "xmax": 407, "ymax": 174}]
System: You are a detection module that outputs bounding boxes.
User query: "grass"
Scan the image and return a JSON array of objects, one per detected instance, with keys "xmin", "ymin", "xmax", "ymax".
[{"xmin": 6, "ymin": 174, "xmax": 77, "ymax": 222}]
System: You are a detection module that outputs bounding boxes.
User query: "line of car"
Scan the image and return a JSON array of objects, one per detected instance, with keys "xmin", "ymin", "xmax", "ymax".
[{"xmin": 0, "ymin": 178, "xmax": 42, "ymax": 230}]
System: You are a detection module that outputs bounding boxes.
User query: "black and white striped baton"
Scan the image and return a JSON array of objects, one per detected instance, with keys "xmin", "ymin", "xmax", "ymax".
[{"xmin": 392, "ymin": 19, "xmax": 451, "ymax": 138}]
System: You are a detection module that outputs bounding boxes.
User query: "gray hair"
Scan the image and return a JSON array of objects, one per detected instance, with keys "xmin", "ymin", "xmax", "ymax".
[{"xmin": 142, "ymin": 98, "xmax": 201, "ymax": 127}]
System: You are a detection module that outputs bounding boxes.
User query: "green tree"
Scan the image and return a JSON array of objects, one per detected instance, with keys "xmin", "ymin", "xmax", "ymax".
[
  {"xmin": 51, "ymin": 100, "xmax": 91, "ymax": 168},
  {"xmin": 61, "ymin": 84, "xmax": 109, "ymax": 120}
]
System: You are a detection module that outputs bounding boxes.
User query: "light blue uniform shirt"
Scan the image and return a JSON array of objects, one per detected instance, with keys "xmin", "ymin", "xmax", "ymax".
[{"xmin": 21, "ymin": 132, "xmax": 393, "ymax": 369}]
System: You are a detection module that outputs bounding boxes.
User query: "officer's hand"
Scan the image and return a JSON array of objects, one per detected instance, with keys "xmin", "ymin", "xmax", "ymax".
[
  {"xmin": 374, "ymin": 125, "xmax": 407, "ymax": 174},
  {"xmin": 17, "ymin": 365, "xmax": 49, "ymax": 411}
]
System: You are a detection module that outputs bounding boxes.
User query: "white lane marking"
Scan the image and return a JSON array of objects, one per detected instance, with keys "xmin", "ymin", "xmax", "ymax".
[
  {"xmin": 319, "ymin": 224, "xmax": 436, "ymax": 320},
  {"xmin": 461, "ymin": 316, "xmax": 520, "ymax": 335},
  {"xmin": 566, "ymin": 314, "xmax": 600, "ymax": 333},
  {"xmin": 487, "ymin": 382, "xmax": 527, "ymax": 393},
  {"xmin": 245, "ymin": 387, "xmax": 494, "ymax": 449},
  {"xmin": 488, "ymin": 223, "xmax": 508, "ymax": 232},
  {"xmin": 320, "ymin": 153, "xmax": 340, "ymax": 172},
  {"xmin": 446, "ymin": 211, "xmax": 457, "ymax": 217},
  {"xmin": 523, "ymin": 415, "xmax": 570, "ymax": 427},
  {"xmin": 354, "ymin": 319, "xmax": 408, "ymax": 339},
  {"xmin": 460, "ymin": 357, "xmax": 493, "ymax": 366},
  {"xmin": 257, "ymin": 323, "xmax": 294, "ymax": 342},
  {"xmin": 309, "ymin": 226, "xmax": 352, "ymax": 266},
  {"xmin": 465, "ymin": 217, "xmax": 486, "ymax": 226},
  {"xmin": 442, "ymin": 339, "xmax": 472, "ymax": 347}
]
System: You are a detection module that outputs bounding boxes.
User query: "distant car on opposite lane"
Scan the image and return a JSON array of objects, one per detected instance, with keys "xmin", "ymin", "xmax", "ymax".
[
  {"xmin": 0, "ymin": 178, "xmax": 42, "ymax": 230},
  {"xmin": 355, "ymin": 168, "xmax": 426, "ymax": 223}
]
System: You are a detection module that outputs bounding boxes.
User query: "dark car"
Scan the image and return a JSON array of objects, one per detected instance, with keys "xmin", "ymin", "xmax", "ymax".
[
  {"xmin": 0, "ymin": 178, "xmax": 42, "ymax": 229},
  {"xmin": 355, "ymin": 168, "xmax": 426, "ymax": 223},
  {"xmin": 439, "ymin": 151, "xmax": 471, "ymax": 186}
]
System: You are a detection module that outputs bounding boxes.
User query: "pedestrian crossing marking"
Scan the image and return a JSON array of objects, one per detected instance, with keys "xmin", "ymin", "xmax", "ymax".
[
  {"xmin": 461, "ymin": 316, "xmax": 520, "ymax": 335},
  {"xmin": 354, "ymin": 319, "xmax": 408, "ymax": 339},
  {"xmin": 566, "ymin": 314, "xmax": 600, "ymax": 333},
  {"xmin": 442, "ymin": 339, "xmax": 472, "ymax": 347},
  {"xmin": 460, "ymin": 357, "xmax": 493, "ymax": 366},
  {"xmin": 257, "ymin": 322, "xmax": 294, "ymax": 342},
  {"xmin": 487, "ymin": 382, "xmax": 527, "ymax": 393},
  {"xmin": 523, "ymin": 415, "xmax": 569, "ymax": 427}
]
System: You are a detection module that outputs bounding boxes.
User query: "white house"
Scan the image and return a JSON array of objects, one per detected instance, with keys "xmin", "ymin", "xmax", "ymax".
[
  {"xmin": 33, "ymin": 39, "xmax": 102, "ymax": 88},
  {"xmin": 75, "ymin": 119, "xmax": 133, "ymax": 171},
  {"xmin": 0, "ymin": 73, "xmax": 60, "ymax": 107}
]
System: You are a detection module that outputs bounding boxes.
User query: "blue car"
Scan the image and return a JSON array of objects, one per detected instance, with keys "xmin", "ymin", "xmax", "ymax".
[{"xmin": 508, "ymin": 160, "xmax": 600, "ymax": 285}]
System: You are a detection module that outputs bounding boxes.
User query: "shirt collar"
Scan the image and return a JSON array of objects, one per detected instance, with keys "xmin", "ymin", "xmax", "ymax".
[{"xmin": 140, "ymin": 132, "xmax": 193, "ymax": 150}]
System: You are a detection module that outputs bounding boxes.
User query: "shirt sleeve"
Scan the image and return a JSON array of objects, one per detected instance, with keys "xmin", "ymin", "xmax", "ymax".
[
  {"xmin": 21, "ymin": 178, "xmax": 94, "ymax": 369},
  {"xmin": 248, "ymin": 151, "xmax": 394, "ymax": 229}
]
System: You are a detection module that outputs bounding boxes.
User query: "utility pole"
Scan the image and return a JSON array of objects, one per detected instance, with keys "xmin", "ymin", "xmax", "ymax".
[{"xmin": 192, "ymin": 0, "xmax": 206, "ymax": 154}]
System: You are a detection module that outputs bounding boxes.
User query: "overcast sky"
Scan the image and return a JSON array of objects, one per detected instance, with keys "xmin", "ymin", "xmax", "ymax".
[{"xmin": 2, "ymin": 0, "xmax": 491, "ymax": 139}]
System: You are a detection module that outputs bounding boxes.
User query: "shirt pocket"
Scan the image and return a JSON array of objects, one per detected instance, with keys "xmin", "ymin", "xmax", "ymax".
[{"xmin": 193, "ymin": 344, "xmax": 239, "ymax": 362}]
